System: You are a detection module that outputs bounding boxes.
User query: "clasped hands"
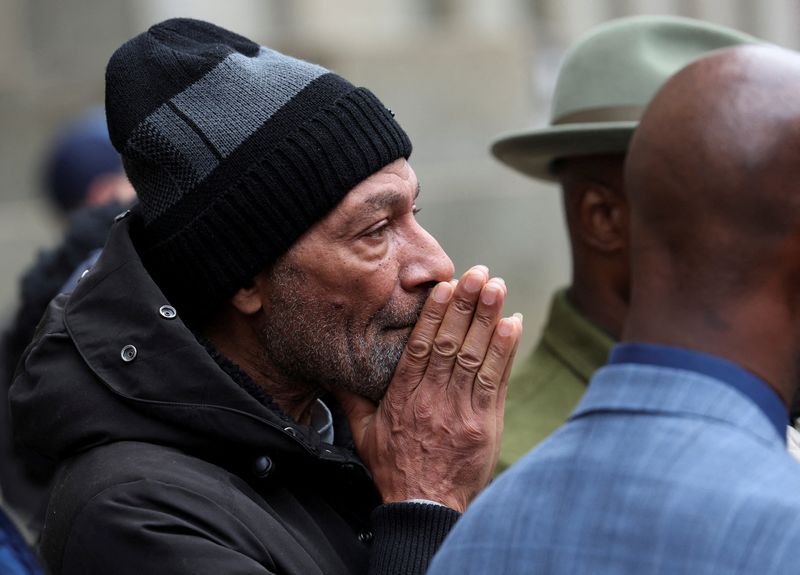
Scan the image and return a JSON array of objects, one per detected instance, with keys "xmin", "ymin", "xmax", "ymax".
[{"xmin": 335, "ymin": 265, "xmax": 522, "ymax": 512}]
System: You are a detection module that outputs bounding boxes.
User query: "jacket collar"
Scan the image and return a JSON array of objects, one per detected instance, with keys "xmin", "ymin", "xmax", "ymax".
[
  {"xmin": 609, "ymin": 343, "xmax": 787, "ymax": 441},
  {"xmin": 540, "ymin": 288, "xmax": 615, "ymax": 383},
  {"xmin": 572, "ymin": 357, "xmax": 787, "ymax": 447}
]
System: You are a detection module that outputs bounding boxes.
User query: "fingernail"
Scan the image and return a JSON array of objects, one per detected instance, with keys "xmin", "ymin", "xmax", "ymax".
[
  {"xmin": 432, "ymin": 282, "xmax": 452, "ymax": 303},
  {"xmin": 473, "ymin": 264, "xmax": 489, "ymax": 275},
  {"xmin": 513, "ymin": 312, "xmax": 524, "ymax": 323},
  {"xmin": 498, "ymin": 318, "xmax": 513, "ymax": 337},
  {"xmin": 464, "ymin": 272, "xmax": 484, "ymax": 294},
  {"xmin": 489, "ymin": 277, "xmax": 506, "ymax": 293},
  {"xmin": 481, "ymin": 284, "xmax": 498, "ymax": 305}
]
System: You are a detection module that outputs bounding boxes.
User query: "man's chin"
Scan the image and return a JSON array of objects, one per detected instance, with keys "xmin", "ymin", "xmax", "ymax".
[
  {"xmin": 358, "ymin": 342, "xmax": 407, "ymax": 403},
  {"xmin": 335, "ymin": 325, "xmax": 412, "ymax": 403},
  {"xmin": 337, "ymin": 378, "xmax": 390, "ymax": 404}
]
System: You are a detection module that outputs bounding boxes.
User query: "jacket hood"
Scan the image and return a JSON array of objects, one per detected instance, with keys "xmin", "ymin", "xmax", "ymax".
[{"xmin": 11, "ymin": 210, "xmax": 361, "ymax": 472}]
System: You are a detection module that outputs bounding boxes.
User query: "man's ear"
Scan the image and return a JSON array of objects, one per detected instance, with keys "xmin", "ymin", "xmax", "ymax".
[
  {"xmin": 577, "ymin": 184, "xmax": 628, "ymax": 253},
  {"xmin": 230, "ymin": 281, "xmax": 264, "ymax": 316}
]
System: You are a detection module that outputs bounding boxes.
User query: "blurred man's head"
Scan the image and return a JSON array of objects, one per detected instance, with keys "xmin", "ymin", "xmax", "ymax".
[
  {"xmin": 105, "ymin": 19, "xmax": 454, "ymax": 404},
  {"xmin": 490, "ymin": 16, "xmax": 757, "ymax": 337},
  {"xmin": 43, "ymin": 107, "xmax": 135, "ymax": 215}
]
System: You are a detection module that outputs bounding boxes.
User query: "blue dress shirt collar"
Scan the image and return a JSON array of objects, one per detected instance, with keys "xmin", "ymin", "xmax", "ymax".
[{"xmin": 610, "ymin": 343, "xmax": 788, "ymax": 443}]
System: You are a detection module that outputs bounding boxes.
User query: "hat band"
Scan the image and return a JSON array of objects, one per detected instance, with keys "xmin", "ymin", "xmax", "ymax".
[{"xmin": 552, "ymin": 105, "xmax": 644, "ymax": 126}]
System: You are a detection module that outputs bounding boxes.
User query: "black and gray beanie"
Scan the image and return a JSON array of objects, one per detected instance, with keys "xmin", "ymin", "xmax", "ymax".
[{"xmin": 105, "ymin": 18, "xmax": 411, "ymax": 322}]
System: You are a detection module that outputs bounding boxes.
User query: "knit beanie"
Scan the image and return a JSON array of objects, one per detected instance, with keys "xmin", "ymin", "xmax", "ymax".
[{"xmin": 105, "ymin": 18, "xmax": 411, "ymax": 323}]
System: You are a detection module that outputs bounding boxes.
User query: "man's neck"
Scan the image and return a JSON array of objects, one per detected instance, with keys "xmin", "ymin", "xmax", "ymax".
[
  {"xmin": 204, "ymin": 330, "xmax": 321, "ymax": 425},
  {"xmin": 232, "ymin": 357, "xmax": 321, "ymax": 425},
  {"xmin": 566, "ymin": 283, "xmax": 626, "ymax": 340},
  {"xmin": 623, "ymin": 288, "xmax": 797, "ymax": 408}
]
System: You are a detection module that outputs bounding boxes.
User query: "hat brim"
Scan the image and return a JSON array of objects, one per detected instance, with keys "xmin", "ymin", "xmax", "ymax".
[{"xmin": 491, "ymin": 122, "xmax": 637, "ymax": 182}]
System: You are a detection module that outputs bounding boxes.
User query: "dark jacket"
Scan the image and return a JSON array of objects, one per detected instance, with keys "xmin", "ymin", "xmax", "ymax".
[{"xmin": 10, "ymin": 211, "xmax": 458, "ymax": 575}]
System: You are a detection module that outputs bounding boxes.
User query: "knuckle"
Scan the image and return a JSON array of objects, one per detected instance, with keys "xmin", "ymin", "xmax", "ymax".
[
  {"xmin": 487, "ymin": 339, "xmax": 509, "ymax": 362},
  {"xmin": 455, "ymin": 349, "xmax": 483, "ymax": 372},
  {"xmin": 476, "ymin": 363, "xmax": 503, "ymax": 392},
  {"xmin": 475, "ymin": 371, "xmax": 499, "ymax": 393},
  {"xmin": 472, "ymin": 312, "xmax": 495, "ymax": 330},
  {"xmin": 412, "ymin": 397, "xmax": 434, "ymax": 422},
  {"xmin": 393, "ymin": 361, "xmax": 424, "ymax": 383},
  {"xmin": 420, "ymin": 304, "xmax": 446, "ymax": 324},
  {"xmin": 405, "ymin": 337, "xmax": 433, "ymax": 361},
  {"xmin": 461, "ymin": 419, "xmax": 488, "ymax": 444},
  {"xmin": 451, "ymin": 296, "xmax": 475, "ymax": 315},
  {"xmin": 380, "ymin": 399, "xmax": 402, "ymax": 425},
  {"xmin": 433, "ymin": 335, "xmax": 460, "ymax": 359},
  {"xmin": 473, "ymin": 373, "xmax": 499, "ymax": 410}
]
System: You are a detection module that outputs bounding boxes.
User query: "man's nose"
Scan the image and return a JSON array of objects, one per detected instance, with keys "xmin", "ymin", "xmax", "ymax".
[{"xmin": 400, "ymin": 222, "xmax": 455, "ymax": 291}]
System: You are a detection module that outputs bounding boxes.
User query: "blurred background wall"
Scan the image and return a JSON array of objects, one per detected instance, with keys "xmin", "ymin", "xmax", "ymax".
[{"xmin": 0, "ymin": 0, "xmax": 797, "ymax": 355}]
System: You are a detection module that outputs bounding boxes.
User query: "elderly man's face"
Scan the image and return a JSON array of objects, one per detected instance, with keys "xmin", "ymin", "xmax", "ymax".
[{"xmin": 254, "ymin": 158, "xmax": 454, "ymax": 401}]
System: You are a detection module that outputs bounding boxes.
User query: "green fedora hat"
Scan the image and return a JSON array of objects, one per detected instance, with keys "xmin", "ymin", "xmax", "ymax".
[{"xmin": 492, "ymin": 15, "xmax": 758, "ymax": 181}]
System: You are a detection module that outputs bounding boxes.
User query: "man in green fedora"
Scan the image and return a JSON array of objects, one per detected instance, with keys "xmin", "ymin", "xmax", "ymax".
[{"xmin": 495, "ymin": 15, "xmax": 757, "ymax": 471}]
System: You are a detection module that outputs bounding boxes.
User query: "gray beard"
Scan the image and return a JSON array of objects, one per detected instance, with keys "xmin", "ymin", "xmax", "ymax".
[{"xmin": 257, "ymin": 262, "xmax": 424, "ymax": 402}]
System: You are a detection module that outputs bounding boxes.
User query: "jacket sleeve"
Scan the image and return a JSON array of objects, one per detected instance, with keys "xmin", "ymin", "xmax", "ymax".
[
  {"xmin": 55, "ymin": 479, "xmax": 280, "ymax": 575},
  {"xmin": 368, "ymin": 502, "xmax": 460, "ymax": 575}
]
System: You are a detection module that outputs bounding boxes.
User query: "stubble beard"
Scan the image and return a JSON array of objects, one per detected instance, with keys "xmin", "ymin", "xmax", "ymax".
[{"xmin": 257, "ymin": 263, "xmax": 426, "ymax": 403}]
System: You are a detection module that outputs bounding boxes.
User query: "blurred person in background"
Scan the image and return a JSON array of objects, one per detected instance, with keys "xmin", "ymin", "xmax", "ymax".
[
  {"xmin": 0, "ymin": 107, "xmax": 135, "ymax": 536},
  {"xmin": 42, "ymin": 107, "xmax": 136, "ymax": 217},
  {"xmin": 492, "ymin": 16, "xmax": 756, "ymax": 470},
  {"xmin": 10, "ymin": 19, "xmax": 521, "ymax": 575}
]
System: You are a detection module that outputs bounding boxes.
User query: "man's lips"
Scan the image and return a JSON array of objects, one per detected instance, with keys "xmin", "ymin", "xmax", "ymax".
[{"xmin": 383, "ymin": 324, "xmax": 415, "ymax": 332}]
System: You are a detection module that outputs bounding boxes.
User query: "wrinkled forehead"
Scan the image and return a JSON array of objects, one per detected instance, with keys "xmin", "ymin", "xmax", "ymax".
[{"xmin": 324, "ymin": 158, "xmax": 418, "ymax": 223}]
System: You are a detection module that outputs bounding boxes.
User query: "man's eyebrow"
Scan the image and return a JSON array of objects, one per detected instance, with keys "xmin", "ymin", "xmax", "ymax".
[{"xmin": 364, "ymin": 183, "xmax": 420, "ymax": 210}]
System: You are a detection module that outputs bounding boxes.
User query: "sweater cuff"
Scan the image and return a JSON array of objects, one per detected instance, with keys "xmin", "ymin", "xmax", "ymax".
[{"xmin": 368, "ymin": 502, "xmax": 461, "ymax": 575}]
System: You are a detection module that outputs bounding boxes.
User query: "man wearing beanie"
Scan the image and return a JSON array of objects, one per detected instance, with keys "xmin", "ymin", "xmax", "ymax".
[{"xmin": 9, "ymin": 19, "xmax": 521, "ymax": 575}]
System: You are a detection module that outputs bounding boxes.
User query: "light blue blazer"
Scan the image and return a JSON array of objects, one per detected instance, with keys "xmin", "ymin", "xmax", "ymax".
[{"xmin": 428, "ymin": 362, "xmax": 800, "ymax": 574}]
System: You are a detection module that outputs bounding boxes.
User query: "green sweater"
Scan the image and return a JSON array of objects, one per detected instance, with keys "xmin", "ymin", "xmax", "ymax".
[{"xmin": 497, "ymin": 289, "xmax": 614, "ymax": 472}]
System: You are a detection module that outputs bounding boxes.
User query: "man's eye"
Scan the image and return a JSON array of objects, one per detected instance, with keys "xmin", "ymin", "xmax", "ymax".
[
  {"xmin": 412, "ymin": 205, "xmax": 422, "ymax": 216},
  {"xmin": 364, "ymin": 220, "xmax": 389, "ymax": 239}
]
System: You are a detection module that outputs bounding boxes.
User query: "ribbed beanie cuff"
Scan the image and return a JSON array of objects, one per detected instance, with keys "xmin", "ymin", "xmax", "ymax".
[{"xmin": 105, "ymin": 18, "xmax": 412, "ymax": 323}]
